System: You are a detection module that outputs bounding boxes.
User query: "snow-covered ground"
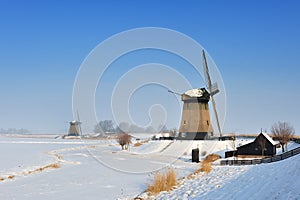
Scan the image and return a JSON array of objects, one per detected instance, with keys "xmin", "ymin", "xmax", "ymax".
[
  {"xmin": 153, "ymin": 153, "xmax": 300, "ymax": 200},
  {"xmin": 0, "ymin": 135, "xmax": 299, "ymax": 199}
]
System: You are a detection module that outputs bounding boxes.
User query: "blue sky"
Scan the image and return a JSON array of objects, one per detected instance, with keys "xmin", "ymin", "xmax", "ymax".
[{"xmin": 0, "ymin": 0, "xmax": 299, "ymax": 134}]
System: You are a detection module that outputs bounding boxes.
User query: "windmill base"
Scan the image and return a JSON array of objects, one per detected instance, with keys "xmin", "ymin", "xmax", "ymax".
[
  {"xmin": 67, "ymin": 133, "xmax": 80, "ymax": 136},
  {"xmin": 177, "ymin": 132, "xmax": 213, "ymax": 140}
]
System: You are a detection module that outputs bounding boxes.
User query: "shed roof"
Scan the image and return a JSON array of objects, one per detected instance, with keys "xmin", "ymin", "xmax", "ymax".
[{"xmin": 261, "ymin": 132, "xmax": 277, "ymax": 145}]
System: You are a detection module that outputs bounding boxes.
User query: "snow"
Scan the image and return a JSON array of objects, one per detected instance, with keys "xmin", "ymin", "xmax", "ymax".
[
  {"xmin": 153, "ymin": 153, "xmax": 300, "ymax": 199},
  {"xmin": 153, "ymin": 165, "xmax": 250, "ymax": 199},
  {"xmin": 130, "ymin": 133, "xmax": 154, "ymax": 140},
  {"xmin": 184, "ymin": 88, "xmax": 203, "ymax": 97},
  {"xmin": 261, "ymin": 132, "xmax": 277, "ymax": 145},
  {"xmin": 276, "ymin": 141, "xmax": 300, "ymax": 155},
  {"xmin": 1, "ymin": 135, "xmax": 299, "ymax": 199}
]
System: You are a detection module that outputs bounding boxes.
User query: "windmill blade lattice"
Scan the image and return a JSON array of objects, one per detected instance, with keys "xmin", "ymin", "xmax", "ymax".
[{"xmin": 202, "ymin": 50, "xmax": 222, "ymax": 137}]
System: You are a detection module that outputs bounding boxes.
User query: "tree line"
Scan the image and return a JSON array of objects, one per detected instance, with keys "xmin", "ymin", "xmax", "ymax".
[
  {"xmin": 0, "ymin": 128, "xmax": 30, "ymax": 134},
  {"xmin": 93, "ymin": 120, "xmax": 176, "ymax": 134}
]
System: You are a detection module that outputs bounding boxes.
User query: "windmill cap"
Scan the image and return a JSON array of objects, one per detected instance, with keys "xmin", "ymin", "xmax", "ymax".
[
  {"xmin": 184, "ymin": 88, "xmax": 207, "ymax": 97},
  {"xmin": 70, "ymin": 120, "xmax": 81, "ymax": 124}
]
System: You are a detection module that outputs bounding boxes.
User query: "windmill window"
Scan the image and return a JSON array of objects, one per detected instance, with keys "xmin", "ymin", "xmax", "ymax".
[
  {"xmin": 183, "ymin": 120, "xmax": 186, "ymax": 125},
  {"xmin": 207, "ymin": 120, "xmax": 209, "ymax": 126}
]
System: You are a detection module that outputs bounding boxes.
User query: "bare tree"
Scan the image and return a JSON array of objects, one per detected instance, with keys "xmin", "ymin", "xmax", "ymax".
[
  {"xmin": 229, "ymin": 133, "xmax": 237, "ymax": 159},
  {"xmin": 257, "ymin": 136, "xmax": 266, "ymax": 156},
  {"xmin": 94, "ymin": 120, "xmax": 115, "ymax": 134},
  {"xmin": 271, "ymin": 122, "xmax": 295, "ymax": 152},
  {"xmin": 117, "ymin": 133, "xmax": 132, "ymax": 150}
]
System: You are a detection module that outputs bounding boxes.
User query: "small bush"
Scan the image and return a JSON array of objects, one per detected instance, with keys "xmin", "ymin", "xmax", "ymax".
[
  {"xmin": 201, "ymin": 151, "xmax": 207, "ymax": 157},
  {"xmin": 147, "ymin": 168, "xmax": 177, "ymax": 194},
  {"xmin": 117, "ymin": 133, "xmax": 132, "ymax": 150}
]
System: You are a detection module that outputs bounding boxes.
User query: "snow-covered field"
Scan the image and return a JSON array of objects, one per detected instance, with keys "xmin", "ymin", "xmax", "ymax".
[
  {"xmin": 153, "ymin": 152, "xmax": 300, "ymax": 200},
  {"xmin": 0, "ymin": 135, "xmax": 299, "ymax": 200}
]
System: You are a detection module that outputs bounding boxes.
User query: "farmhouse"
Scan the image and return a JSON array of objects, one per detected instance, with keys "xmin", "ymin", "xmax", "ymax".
[
  {"xmin": 238, "ymin": 132, "xmax": 277, "ymax": 156},
  {"xmin": 226, "ymin": 132, "xmax": 277, "ymax": 158}
]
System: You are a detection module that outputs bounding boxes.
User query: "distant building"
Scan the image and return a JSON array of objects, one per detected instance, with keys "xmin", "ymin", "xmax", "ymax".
[
  {"xmin": 225, "ymin": 132, "xmax": 277, "ymax": 158},
  {"xmin": 68, "ymin": 121, "xmax": 81, "ymax": 136}
]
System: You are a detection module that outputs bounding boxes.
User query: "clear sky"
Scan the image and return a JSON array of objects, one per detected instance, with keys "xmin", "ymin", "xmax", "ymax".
[{"xmin": 0, "ymin": 0, "xmax": 299, "ymax": 134}]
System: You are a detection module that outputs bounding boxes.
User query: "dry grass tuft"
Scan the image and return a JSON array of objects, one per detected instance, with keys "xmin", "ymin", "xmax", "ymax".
[
  {"xmin": 196, "ymin": 154, "xmax": 221, "ymax": 174},
  {"xmin": 199, "ymin": 162, "xmax": 212, "ymax": 173},
  {"xmin": 134, "ymin": 142, "xmax": 143, "ymax": 147},
  {"xmin": 166, "ymin": 168, "xmax": 176, "ymax": 188},
  {"xmin": 8, "ymin": 175, "xmax": 15, "ymax": 179},
  {"xmin": 147, "ymin": 168, "xmax": 177, "ymax": 194},
  {"xmin": 134, "ymin": 140, "xmax": 149, "ymax": 148},
  {"xmin": 45, "ymin": 163, "xmax": 60, "ymax": 169},
  {"xmin": 1, "ymin": 162, "xmax": 61, "ymax": 182},
  {"xmin": 205, "ymin": 154, "xmax": 221, "ymax": 163},
  {"xmin": 27, "ymin": 163, "xmax": 61, "ymax": 174}
]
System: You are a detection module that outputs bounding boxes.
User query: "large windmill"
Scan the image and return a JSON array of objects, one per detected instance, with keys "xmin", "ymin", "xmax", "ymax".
[{"xmin": 175, "ymin": 50, "xmax": 222, "ymax": 140}]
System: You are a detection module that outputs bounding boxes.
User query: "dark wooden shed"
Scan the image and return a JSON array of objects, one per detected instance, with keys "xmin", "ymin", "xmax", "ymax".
[{"xmin": 236, "ymin": 132, "xmax": 277, "ymax": 157}]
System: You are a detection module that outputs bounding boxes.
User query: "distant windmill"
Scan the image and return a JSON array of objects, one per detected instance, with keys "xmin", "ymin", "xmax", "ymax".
[
  {"xmin": 67, "ymin": 111, "xmax": 82, "ymax": 137},
  {"xmin": 170, "ymin": 49, "xmax": 221, "ymax": 140}
]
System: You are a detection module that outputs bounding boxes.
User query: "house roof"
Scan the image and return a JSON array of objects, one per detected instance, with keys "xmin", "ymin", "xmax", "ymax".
[{"xmin": 261, "ymin": 132, "xmax": 277, "ymax": 145}]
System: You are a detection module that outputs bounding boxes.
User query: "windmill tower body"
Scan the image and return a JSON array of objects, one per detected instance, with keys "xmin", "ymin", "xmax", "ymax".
[
  {"xmin": 68, "ymin": 121, "xmax": 81, "ymax": 136},
  {"xmin": 174, "ymin": 50, "xmax": 221, "ymax": 140},
  {"xmin": 178, "ymin": 88, "xmax": 213, "ymax": 140}
]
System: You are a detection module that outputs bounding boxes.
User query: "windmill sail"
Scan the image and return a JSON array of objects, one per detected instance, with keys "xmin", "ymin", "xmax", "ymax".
[
  {"xmin": 202, "ymin": 50, "xmax": 222, "ymax": 137},
  {"xmin": 77, "ymin": 110, "xmax": 83, "ymax": 136}
]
